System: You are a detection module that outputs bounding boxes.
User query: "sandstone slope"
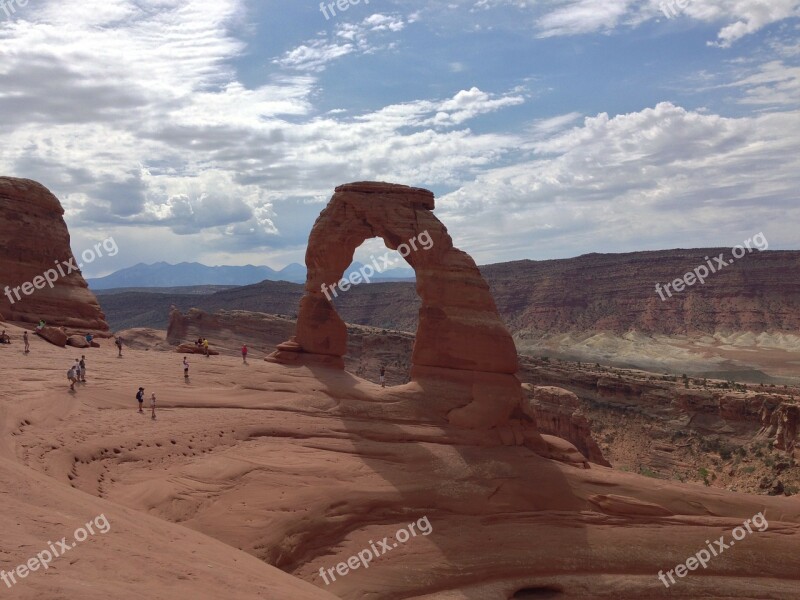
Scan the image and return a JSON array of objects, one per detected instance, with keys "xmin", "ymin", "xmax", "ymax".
[{"xmin": 3, "ymin": 323, "xmax": 800, "ymax": 599}]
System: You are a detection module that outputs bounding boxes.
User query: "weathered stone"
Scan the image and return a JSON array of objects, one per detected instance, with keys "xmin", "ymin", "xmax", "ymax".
[
  {"xmin": 0, "ymin": 177, "xmax": 109, "ymax": 333},
  {"xmin": 36, "ymin": 326, "xmax": 68, "ymax": 347},
  {"xmin": 270, "ymin": 182, "xmax": 521, "ymax": 428},
  {"xmin": 66, "ymin": 335, "xmax": 90, "ymax": 348}
]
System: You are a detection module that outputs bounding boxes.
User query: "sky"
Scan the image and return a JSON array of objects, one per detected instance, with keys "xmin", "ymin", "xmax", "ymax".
[{"xmin": 0, "ymin": 0, "xmax": 798, "ymax": 277}]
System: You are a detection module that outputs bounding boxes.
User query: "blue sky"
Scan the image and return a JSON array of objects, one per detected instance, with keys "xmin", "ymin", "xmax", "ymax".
[{"xmin": 0, "ymin": 0, "xmax": 798, "ymax": 276}]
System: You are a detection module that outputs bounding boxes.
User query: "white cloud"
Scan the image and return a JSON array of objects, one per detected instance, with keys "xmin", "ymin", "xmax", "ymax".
[
  {"xmin": 728, "ymin": 60, "xmax": 800, "ymax": 105},
  {"xmin": 533, "ymin": 0, "xmax": 800, "ymax": 46},
  {"xmin": 274, "ymin": 13, "xmax": 408, "ymax": 71},
  {"xmin": 439, "ymin": 102, "xmax": 800, "ymax": 262}
]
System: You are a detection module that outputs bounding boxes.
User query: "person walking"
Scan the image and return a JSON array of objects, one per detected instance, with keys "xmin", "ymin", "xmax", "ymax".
[
  {"xmin": 67, "ymin": 364, "xmax": 78, "ymax": 391},
  {"xmin": 79, "ymin": 355, "xmax": 87, "ymax": 383},
  {"xmin": 379, "ymin": 365, "xmax": 386, "ymax": 388},
  {"xmin": 241, "ymin": 344, "xmax": 248, "ymax": 363},
  {"xmin": 136, "ymin": 387, "xmax": 145, "ymax": 413},
  {"xmin": 115, "ymin": 336, "xmax": 123, "ymax": 357},
  {"xmin": 183, "ymin": 357, "xmax": 189, "ymax": 380},
  {"xmin": 150, "ymin": 392, "xmax": 157, "ymax": 420},
  {"xmin": 203, "ymin": 338, "xmax": 210, "ymax": 358},
  {"xmin": 23, "ymin": 331, "xmax": 29, "ymax": 354}
]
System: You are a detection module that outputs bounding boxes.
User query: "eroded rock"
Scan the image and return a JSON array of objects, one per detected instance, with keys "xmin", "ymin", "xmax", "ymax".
[{"xmin": 0, "ymin": 177, "xmax": 109, "ymax": 333}]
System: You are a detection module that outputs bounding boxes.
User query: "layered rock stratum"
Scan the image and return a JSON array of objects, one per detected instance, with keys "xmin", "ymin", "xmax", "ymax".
[{"xmin": 0, "ymin": 176, "xmax": 109, "ymax": 332}]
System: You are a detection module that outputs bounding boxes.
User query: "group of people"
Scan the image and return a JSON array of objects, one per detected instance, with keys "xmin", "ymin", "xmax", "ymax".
[
  {"xmin": 66, "ymin": 356, "xmax": 88, "ymax": 391},
  {"xmin": 136, "ymin": 387, "xmax": 157, "ymax": 419},
  {"xmin": 0, "ymin": 329, "xmax": 33, "ymax": 353},
  {"xmin": 195, "ymin": 337, "xmax": 211, "ymax": 357}
]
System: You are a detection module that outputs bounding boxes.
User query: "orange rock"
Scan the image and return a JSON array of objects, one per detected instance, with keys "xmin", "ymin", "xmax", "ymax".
[
  {"xmin": 0, "ymin": 177, "xmax": 109, "ymax": 333},
  {"xmin": 270, "ymin": 182, "xmax": 521, "ymax": 428},
  {"xmin": 36, "ymin": 326, "xmax": 68, "ymax": 347}
]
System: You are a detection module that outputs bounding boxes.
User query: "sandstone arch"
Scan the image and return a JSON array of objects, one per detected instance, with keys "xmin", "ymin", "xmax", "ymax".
[{"xmin": 270, "ymin": 182, "xmax": 523, "ymax": 429}]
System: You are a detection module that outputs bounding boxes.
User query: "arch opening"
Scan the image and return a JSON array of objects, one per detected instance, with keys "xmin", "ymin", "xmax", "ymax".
[{"xmin": 268, "ymin": 182, "xmax": 524, "ymax": 429}]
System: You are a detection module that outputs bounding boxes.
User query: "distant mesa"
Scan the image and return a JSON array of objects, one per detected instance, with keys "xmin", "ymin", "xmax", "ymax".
[{"xmin": 0, "ymin": 177, "xmax": 109, "ymax": 335}]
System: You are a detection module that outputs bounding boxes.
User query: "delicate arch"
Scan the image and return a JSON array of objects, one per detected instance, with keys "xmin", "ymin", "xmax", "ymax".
[{"xmin": 269, "ymin": 182, "xmax": 522, "ymax": 428}]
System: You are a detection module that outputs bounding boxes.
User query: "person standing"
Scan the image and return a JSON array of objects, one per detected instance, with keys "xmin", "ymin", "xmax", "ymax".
[
  {"xmin": 136, "ymin": 387, "xmax": 145, "ymax": 413},
  {"xmin": 380, "ymin": 365, "xmax": 386, "ymax": 388},
  {"xmin": 183, "ymin": 357, "xmax": 189, "ymax": 380},
  {"xmin": 150, "ymin": 392, "xmax": 157, "ymax": 420},
  {"xmin": 79, "ymin": 355, "xmax": 87, "ymax": 383},
  {"xmin": 23, "ymin": 331, "xmax": 29, "ymax": 354},
  {"xmin": 241, "ymin": 344, "xmax": 248, "ymax": 363},
  {"xmin": 115, "ymin": 336, "xmax": 123, "ymax": 357},
  {"xmin": 203, "ymin": 338, "xmax": 210, "ymax": 358}
]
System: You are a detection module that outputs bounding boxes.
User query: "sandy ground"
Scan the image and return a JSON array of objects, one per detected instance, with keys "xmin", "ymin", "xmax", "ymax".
[{"xmin": 2, "ymin": 321, "xmax": 800, "ymax": 599}]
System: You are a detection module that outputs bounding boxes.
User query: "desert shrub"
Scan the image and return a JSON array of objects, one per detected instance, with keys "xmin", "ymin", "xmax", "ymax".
[
  {"xmin": 639, "ymin": 467, "xmax": 660, "ymax": 479},
  {"xmin": 698, "ymin": 467, "xmax": 710, "ymax": 485}
]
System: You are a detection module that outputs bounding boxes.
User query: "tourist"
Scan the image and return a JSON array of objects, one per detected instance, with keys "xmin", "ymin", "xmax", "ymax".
[
  {"xmin": 0, "ymin": 330, "xmax": 9, "ymax": 344},
  {"xmin": 380, "ymin": 365, "xmax": 386, "ymax": 388},
  {"xmin": 136, "ymin": 387, "xmax": 145, "ymax": 413},
  {"xmin": 36, "ymin": 319, "xmax": 45, "ymax": 331},
  {"xmin": 67, "ymin": 364, "xmax": 78, "ymax": 391},
  {"xmin": 85, "ymin": 333, "xmax": 93, "ymax": 344},
  {"xmin": 183, "ymin": 356, "xmax": 189, "ymax": 379},
  {"xmin": 79, "ymin": 355, "xmax": 87, "ymax": 383},
  {"xmin": 115, "ymin": 336, "xmax": 123, "ymax": 357},
  {"xmin": 150, "ymin": 392, "xmax": 157, "ymax": 420},
  {"xmin": 196, "ymin": 337, "xmax": 203, "ymax": 347},
  {"xmin": 203, "ymin": 338, "xmax": 209, "ymax": 357},
  {"xmin": 23, "ymin": 331, "xmax": 29, "ymax": 353},
  {"xmin": 241, "ymin": 344, "xmax": 248, "ymax": 363}
]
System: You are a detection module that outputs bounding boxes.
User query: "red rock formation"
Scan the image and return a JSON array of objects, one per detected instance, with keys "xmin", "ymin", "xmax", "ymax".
[
  {"xmin": 35, "ymin": 325, "xmax": 68, "ymax": 347},
  {"xmin": 484, "ymin": 249, "xmax": 800, "ymax": 335},
  {"xmin": 270, "ymin": 182, "xmax": 521, "ymax": 429},
  {"xmin": 0, "ymin": 177, "xmax": 109, "ymax": 333},
  {"xmin": 524, "ymin": 384, "xmax": 610, "ymax": 466},
  {"xmin": 762, "ymin": 402, "xmax": 800, "ymax": 452}
]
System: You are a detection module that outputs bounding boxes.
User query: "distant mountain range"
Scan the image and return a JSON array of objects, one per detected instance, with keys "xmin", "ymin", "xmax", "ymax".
[{"xmin": 87, "ymin": 261, "xmax": 415, "ymax": 289}]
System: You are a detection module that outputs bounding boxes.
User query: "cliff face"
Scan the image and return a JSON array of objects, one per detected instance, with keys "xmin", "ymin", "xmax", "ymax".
[
  {"xmin": 0, "ymin": 177, "xmax": 109, "ymax": 332},
  {"xmin": 100, "ymin": 249, "xmax": 800, "ymax": 339},
  {"xmin": 482, "ymin": 250, "xmax": 800, "ymax": 335}
]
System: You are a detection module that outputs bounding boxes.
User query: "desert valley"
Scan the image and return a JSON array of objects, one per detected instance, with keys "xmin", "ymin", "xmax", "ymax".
[{"xmin": 1, "ymin": 176, "xmax": 799, "ymax": 599}]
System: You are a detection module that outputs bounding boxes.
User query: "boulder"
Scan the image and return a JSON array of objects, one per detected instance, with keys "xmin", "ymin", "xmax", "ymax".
[
  {"xmin": 176, "ymin": 343, "xmax": 220, "ymax": 356},
  {"xmin": 35, "ymin": 326, "xmax": 68, "ymax": 347},
  {"xmin": 66, "ymin": 335, "xmax": 90, "ymax": 348}
]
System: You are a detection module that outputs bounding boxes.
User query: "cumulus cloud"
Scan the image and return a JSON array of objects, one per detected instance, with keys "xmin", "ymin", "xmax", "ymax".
[
  {"xmin": 1, "ymin": 0, "xmax": 797, "ymax": 274},
  {"xmin": 439, "ymin": 102, "xmax": 800, "ymax": 261}
]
